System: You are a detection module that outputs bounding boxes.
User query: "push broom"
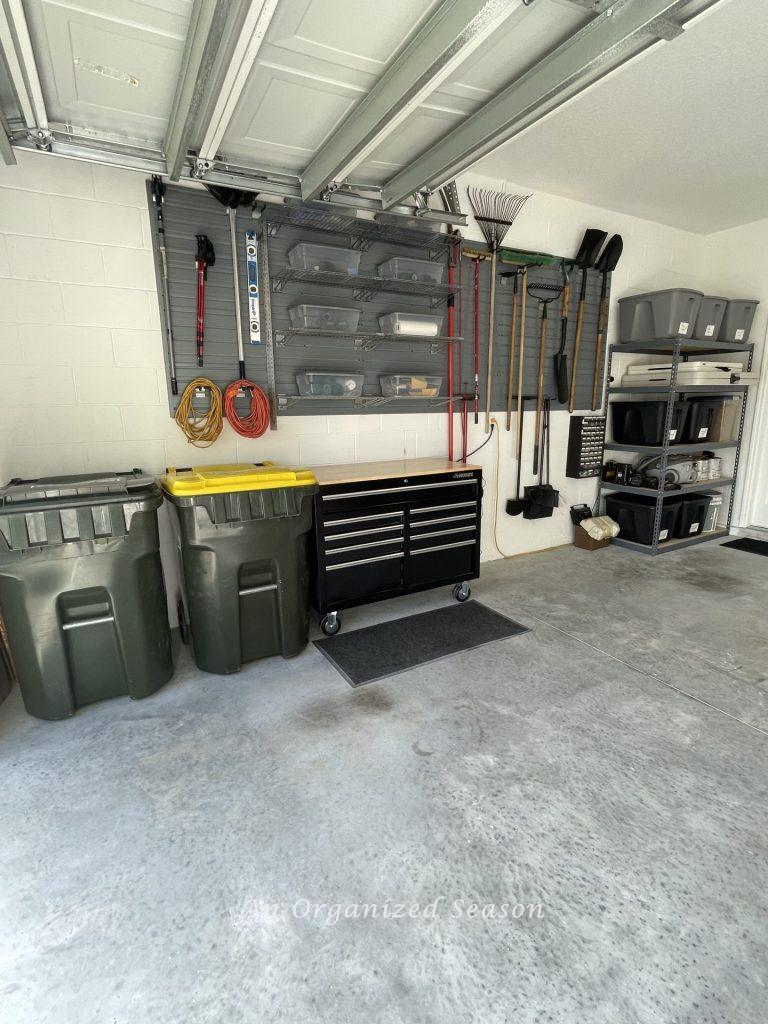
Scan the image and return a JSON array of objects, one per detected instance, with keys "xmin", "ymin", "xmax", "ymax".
[{"xmin": 467, "ymin": 188, "xmax": 531, "ymax": 432}]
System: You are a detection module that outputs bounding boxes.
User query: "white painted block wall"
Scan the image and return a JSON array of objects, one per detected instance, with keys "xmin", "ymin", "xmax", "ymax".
[{"xmin": 1, "ymin": 151, "xmax": 751, "ymax": 615}]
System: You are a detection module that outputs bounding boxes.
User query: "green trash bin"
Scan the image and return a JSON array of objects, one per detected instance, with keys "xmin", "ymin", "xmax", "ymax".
[
  {"xmin": 162, "ymin": 463, "xmax": 318, "ymax": 674},
  {"xmin": 0, "ymin": 470, "xmax": 173, "ymax": 721}
]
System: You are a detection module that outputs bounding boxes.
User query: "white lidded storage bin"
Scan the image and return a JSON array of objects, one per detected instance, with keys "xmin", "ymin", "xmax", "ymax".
[
  {"xmin": 377, "ymin": 257, "xmax": 445, "ymax": 284},
  {"xmin": 289, "ymin": 305, "xmax": 361, "ymax": 331},
  {"xmin": 378, "ymin": 312, "xmax": 444, "ymax": 337},
  {"xmin": 288, "ymin": 243, "xmax": 361, "ymax": 275},
  {"xmin": 296, "ymin": 372, "xmax": 364, "ymax": 398},
  {"xmin": 380, "ymin": 375, "xmax": 442, "ymax": 397}
]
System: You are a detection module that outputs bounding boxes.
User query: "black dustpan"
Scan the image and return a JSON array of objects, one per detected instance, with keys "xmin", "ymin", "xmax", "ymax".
[{"xmin": 523, "ymin": 398, "xmax": 559, "ymax": 519}]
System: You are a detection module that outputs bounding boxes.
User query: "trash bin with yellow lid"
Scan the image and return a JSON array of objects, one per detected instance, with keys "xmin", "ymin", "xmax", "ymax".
[{"xmin": 161, "ymin": 463, "xmax": 318, "ymax": 673}]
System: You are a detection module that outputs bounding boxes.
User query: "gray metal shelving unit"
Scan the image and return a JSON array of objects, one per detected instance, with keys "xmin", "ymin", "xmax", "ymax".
[{"xmin": 602, "ymin": 338, "xmax": 754, "ymax": 555}]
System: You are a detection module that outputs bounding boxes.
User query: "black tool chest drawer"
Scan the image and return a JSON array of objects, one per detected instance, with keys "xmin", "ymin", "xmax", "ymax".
[{"xmin": 310, "ymin": 466, "xmax": 482, "ymax": 619}]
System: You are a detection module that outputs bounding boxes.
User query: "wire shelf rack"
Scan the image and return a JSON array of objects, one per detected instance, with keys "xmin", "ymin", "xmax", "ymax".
[{"xmin": 271, "ymin": 267, "xmax": 458, "ymax": 304}]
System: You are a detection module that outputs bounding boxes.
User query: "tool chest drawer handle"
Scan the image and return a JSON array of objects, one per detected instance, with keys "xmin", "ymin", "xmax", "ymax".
[
  {"xmin": 324, "ymin": 510, "xmax": 404, "ymax": 525},
  {"xmin": 323, "ymin": 524, "xmax": 403, "ymax": 541},
  {"xmin": 238, "ymin": 583, "xmax": 278, "ymax": 596},
  {"xmin": 61, "ymin": 614, "xmax": 115, "ymax": 631},
  {"xmin": 327, "ymin": 552, "xmax": 405, "ymax": 571},
  {"xmin": 325, "ymin": 537, "xmax": 404, "ymax": 555},
  {"xmin": 409, "ymin": 526, "xmax": 477, "ymax": 541},
  {"xmin": 411, "ymin": 501, "xmax": 477, "ymax": 515},
  {"xmin": 409, "ymin": 539, "xmax": 477, "ymax": 555},
  {"xmin": 322, "ymin": 479, "xmax": 477, "ymax": 502},
  {"xmin": 410, "ymin": 513, "xmax": 476, "ymax": 527}
]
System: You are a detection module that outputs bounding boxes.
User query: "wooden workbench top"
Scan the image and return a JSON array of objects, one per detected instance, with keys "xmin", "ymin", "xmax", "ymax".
[{"xmin": 309, "ymin": 458, "xmax": 482, "ymax": 486}]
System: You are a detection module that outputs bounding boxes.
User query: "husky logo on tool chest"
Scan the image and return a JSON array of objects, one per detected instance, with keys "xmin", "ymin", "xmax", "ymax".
[{"xmin": 453, "ymin": 472, "xmax": 474, "ymax": 479}]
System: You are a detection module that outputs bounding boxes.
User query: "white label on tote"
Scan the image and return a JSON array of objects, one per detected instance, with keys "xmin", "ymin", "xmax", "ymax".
[
  {"xmin": 735, "ymin": 328, "xmax": 745, "ymax": 340},
  {"xmin": 659, "ymin": 529, "xmax": 669, "ymax": 541},
  {"xmin": 705, "ymin": 324, "xmax": 715, "ymax": 336},
  {"xmin": 678, "ymin": 321, "xmax": 690, "ymax": 334},
  {"xmin": 698, "ymin": 427, "xmax": 708, "ymax": 438},
  {"xmin": 669, "ymin": 428, "xmax": 678, "ymax": 440},
  {"xmin": 689, "ymin": 522, "xmax": 700, "ymax": 534}
]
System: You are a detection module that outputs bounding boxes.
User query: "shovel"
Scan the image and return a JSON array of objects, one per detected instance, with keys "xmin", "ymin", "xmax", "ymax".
[
  {"xmin": 568, "ymin": 228, "xmax": 607, "ymax": 413},
  {"xmin": 553, "ymin": 261, "xmax": 571, "ymax": 404},
  {"xmin": 591, "ymin": 234, "xmax": 623, "ymax": 409}
]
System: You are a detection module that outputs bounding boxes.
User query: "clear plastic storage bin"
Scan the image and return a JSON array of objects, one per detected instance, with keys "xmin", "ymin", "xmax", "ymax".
[
  {"xmin": 380, "ymin": 375, "xmax": 442, "ymax": 397},
  {"xmin": 296, "ymin": 372, "xmax": 364, "ymax": 398},
  {"xmin": 378, "ymin": 312, "xmax": 444, "ymax": 337},
  {"xmin": 289, "ymin": 305, "xmax": 361, "ymax": 331},
  {"xmin": 377, "ymin": 257, "xmax": 445, "ymax": 284},
  {"xmin": 288, "ymin": 243, "xmax": 361, "ymax": 275}
]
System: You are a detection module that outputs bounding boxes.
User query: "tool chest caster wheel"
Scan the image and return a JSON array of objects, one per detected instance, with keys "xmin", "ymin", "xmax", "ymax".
[
  {"xmin": 320, "ymin": 612, "xmax": 341, "ymax": 636},
  {"xmin": 453, "ymin": 582, "xmax": 471, "ymax": 603},
  {"xmin": 177, "ymin": 599, "xmax": 190, "ymax": 644}
]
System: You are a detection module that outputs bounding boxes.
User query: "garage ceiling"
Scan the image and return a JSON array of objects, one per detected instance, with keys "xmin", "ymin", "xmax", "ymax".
[
  {"xmin": 0, "ymin": 0, "xmax": 745, "ymax": 229},
  {"xmin": 474, "ymin": 0, "xmax": 768, "ymax": 232}
]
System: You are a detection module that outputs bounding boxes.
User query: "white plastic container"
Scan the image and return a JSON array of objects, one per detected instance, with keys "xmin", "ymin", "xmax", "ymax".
[
  {"xmin": 288, "ymin": 243, "xmax": 361, "ymax": 275},
  {"xmin": 289, "ymin": 305, "xmax": 360, "ymax": 331},
  {"xmin": 380, "ymin": 374, "xmax": 442, "ymax": 397},
  {"xmin": 296, "ymin": 372, "xmax": 364, "ymax": 398},
  {"xmin": 377, "ymin": 257, "xmax": 445, "ymax": 284},
  {"xmin": 378, "ymin": 312, "xmax": 444, "ymax": 337}
]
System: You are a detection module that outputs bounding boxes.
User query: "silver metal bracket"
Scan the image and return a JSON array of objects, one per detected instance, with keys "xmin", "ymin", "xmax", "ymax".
[
  {"xmin": 645, "ymin": 16, "xmax": 683, "ymax": 40},
  {"xmin": 191, "ymin": 156, "xmax": 212, "ymax": 180},
  {"xmin": 29, "ymin": 128, "xmax": 53, "ymax": 151}
]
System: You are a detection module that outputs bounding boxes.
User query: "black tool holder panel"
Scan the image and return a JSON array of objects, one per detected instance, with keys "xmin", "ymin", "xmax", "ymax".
[
  {"xmin": 310, "ymin": 468, "xmax": 482, "ymax": 616},
  {"xmin": 460, "ymin": 253, "xmax": 612, "ymax": 412}
]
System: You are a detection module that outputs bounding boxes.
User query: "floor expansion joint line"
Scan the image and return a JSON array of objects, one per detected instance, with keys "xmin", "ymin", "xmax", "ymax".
[{"xmin": 514, "ymin": 607, "xmax": 768, "ymax": 741}]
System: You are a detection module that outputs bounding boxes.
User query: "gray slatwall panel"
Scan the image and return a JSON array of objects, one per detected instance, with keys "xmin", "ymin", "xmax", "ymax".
[
  {"xmin": 148, "ymin": 183, "xmax": 610, "ymax": 418},
  {"xmin": 461, "ymin": 257, "xmax": 611, "ymax": 414}
]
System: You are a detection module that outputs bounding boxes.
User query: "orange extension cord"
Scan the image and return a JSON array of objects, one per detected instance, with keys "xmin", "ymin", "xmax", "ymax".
[{"xmin": 224, "ymin": 379, "xmax": 270, "ymax": 438}]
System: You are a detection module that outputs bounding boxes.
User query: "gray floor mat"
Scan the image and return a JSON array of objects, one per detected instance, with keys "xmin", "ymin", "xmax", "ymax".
[{"xmin": 314, "ymin": 600, "xmax": 529, "ymax": 687}]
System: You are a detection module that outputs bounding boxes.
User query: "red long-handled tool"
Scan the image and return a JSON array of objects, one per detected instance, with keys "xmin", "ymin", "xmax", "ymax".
[
  {"xmin": 472, "ymin": 256, "xmax": 480, "ymax": 423},
  {"xmin": 195, "ymin": 234, "xmax": 215, "ymax": 367}
]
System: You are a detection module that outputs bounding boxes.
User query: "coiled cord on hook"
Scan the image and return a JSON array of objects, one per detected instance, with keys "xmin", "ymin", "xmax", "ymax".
[
  {"xmin": 174, "ymin": 377, "xmax": 223, "ymax": 447},
  {"xmin": 224, "ymin": 379, "xmax": 270, "ymax": 438}
]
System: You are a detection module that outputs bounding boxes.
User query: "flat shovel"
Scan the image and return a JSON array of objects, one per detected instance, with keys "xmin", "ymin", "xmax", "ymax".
[{"xmin": 591, "ymin": 233, "xmax": 623, "ymax": 409}]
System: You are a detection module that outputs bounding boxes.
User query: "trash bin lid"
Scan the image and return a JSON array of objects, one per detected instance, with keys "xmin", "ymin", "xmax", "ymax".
[
  {"xmin": 0, "ymin": 469, "xmax": 160, "ymax": 510},
  {"xmin": 162, "ymin": 463, "xmax": 317, "ymax": 496}
]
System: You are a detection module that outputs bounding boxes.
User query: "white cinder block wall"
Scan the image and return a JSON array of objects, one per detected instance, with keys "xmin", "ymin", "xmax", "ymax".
[{"xmin": 0, "ymin": 152, "xmax": 730, "ymax": 611}]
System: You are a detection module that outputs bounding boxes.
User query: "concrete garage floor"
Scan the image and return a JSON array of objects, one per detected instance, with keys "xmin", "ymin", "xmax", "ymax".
[{"xmin": 1, "ymin": 541, "xmax": 767, "ymax": 1024}]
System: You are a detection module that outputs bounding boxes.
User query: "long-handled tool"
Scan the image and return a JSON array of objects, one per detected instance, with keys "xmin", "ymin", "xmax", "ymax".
[
  {"xmin": 150, "ymin": 176, "xmax": 178, "ymax": 395},
  {"xmin": 472, "ymin": 256, "xmax": 480, "ymax": 423},
  {"xmin": 506, "ymin": 395, "xmax": 527, "ymax": 516},
  {"xmin": 505, "ymin": 271, "xmax": 519, "ymax": 431},
  {"xmin": 591, "ymin": 234, "xmax": 623, "ymax": 409},
  {"xmin": 553, "ymin": 261, "xmax": 571, "ymax": 404},
  {"xmin": 195, "ymin": 234, "xmax": 215, "ymax": 367},
  {"xmin": 568, "ymin": 228, "xmax": 607, "ymax": 412},
  {"xmin": 528, "ymin": 280, "xmax": 563, "ymax": 475},
  {"xmin": 516, "ymin": 266, "xmax": 528, "ymax": 469},
  {"xmin": 467, "ymin": 188, "xmax": 531, "ymax": 432},
  {"xmin": 524, "ymin": 397, "xmax": 559, "ymax": 518}
]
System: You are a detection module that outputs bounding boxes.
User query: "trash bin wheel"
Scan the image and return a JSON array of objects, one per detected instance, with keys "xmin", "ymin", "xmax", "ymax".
[
  {"xmin": 320, "ymin": 612, "xmax": 341, "ymax": 636},
  {"xmin": 177, "ymin": 599, "xmax": 190, "ymax": 644},
  {"xmin": 452, "ymin": 582, "xmax": 471, "ymax": 603}
]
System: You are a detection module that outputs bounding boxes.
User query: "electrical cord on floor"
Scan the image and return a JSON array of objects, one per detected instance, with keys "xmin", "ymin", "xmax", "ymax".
[
  {"xmin": 224, "ymin": 379, "xmax": 270, "ymax": 438},
  {"xmin": 175, "ymin": 377, "xmax": 223, "ymax": 447}
]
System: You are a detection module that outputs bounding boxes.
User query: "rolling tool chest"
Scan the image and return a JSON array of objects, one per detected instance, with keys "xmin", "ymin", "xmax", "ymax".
[{"xmin": 309, "ymin": 459, "xmax": 482, "ymax": 634}]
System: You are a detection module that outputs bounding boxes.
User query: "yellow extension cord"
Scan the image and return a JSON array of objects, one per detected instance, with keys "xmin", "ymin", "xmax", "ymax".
[{"xmin": 174, "ymin": 377, "xmax": 224, "ymax": 448}]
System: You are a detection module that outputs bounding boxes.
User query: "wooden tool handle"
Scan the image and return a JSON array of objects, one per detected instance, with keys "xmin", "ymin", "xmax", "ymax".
[
  {"xmin": 484, "ymin": 251, "xmax": 497, "ymax": 434},
  {"xmin": 516, "ymin": 270, "xmax": 527, "ymax": 462},
  {"xmin": 568, "ymin": 300, "xmax": 586, "ymax": 413},
  {"xmin": 505, "ymin": 284, "xmax": 518, "ymax": 431},
  {"xmin": 591, "ymin": 295, "xmax": 609, "ymax": 410},
  {"xmin": 533, "ymin": 315, "xmax": 547, "ymax": 474}
]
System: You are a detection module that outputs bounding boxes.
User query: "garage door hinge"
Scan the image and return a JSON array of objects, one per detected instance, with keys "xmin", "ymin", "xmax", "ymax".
[
  {"xmin": 28, "ymin": 128, "xmax": 52, "ymax": 151},
  {"xmin": 191, "ymin": 156, "xmax": 212, "ymax": 180}
]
